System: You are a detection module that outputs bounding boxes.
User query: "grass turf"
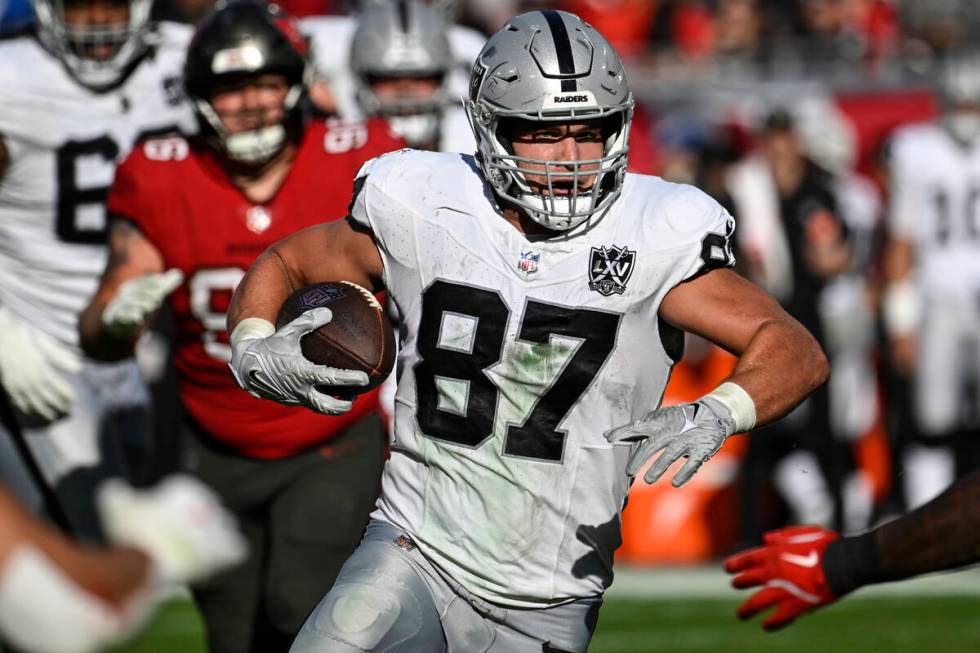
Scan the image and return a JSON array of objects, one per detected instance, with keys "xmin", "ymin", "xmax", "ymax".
[{"xmin": 107, "ymin": 594, "xmax": 980, "ymax": 653}]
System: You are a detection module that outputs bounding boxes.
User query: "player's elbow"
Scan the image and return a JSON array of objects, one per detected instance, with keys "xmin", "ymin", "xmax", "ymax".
[{"xmin": 798, "ymin": 328, "xmax": 830, "ymax": 394}]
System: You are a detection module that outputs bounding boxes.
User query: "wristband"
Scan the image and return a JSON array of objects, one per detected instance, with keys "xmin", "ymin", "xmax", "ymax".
[
  {"xmin": 703, "ymin": 381, "xmax": 757, "ymax": 433},
  {"xmin": 229, "ymin": 317, "xmax": 275, "ymax": 347},
  {"xmin": 882, "ymin": 279, "xmax": 920, "ymax": 337}
]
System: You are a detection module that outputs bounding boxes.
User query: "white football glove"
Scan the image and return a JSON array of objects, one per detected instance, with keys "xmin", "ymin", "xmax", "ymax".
[
  {"xmin": 0, "ymin": 306, "xmax": 82, "ymax": 421},
  {"xmin": 605, "ymin": 396, "xmax": 737, "ymax": 487},
  {"xmin": 96, "ymin": 474, "xmax": 247, "ymax": 587},
  {"xmin": 102, "ymin": 269, "xmax": 184, "ymax": 338},
  {"xmin": 228, "ymin": 308, "xmax": 369, "ymax": 415}
]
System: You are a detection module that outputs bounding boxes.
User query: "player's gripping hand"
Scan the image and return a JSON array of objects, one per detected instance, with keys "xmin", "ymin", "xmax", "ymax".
[
  {"xmin": 0, "ymin": 306, "xmax": 82, "ymax": 421},
  {"xmin": 102, "ymin": 269, "xmax": 184, "ymax": 338},
  {"xmin": 724, "ymin": 525, "xmax": 839, "ymax": 631},
  {"xmin": 228, "ymin": 309, "xmax": 368, "ymax": 415},
  {"xmin": 605, "ymin": 396, "xmax": 736, "ymax": 487},
  {"xmin": 97, "ymin": 474, "xmax": 247, "ymax": 587}
]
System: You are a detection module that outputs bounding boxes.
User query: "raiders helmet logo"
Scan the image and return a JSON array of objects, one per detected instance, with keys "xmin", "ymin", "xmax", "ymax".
[{"xmin": 588, "ymin": 245, "xmax": 635, "ymax": 296}]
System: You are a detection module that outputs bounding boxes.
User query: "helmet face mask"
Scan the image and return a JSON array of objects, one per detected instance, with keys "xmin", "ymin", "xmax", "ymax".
[
  {"xmin": 464, "ymin": 10, "xmax": 634, "ymax": 232},
  {"xmin": 33, "ymin": 0, "xmax": 153, "ymax": 91},
  {"xmin": 350, "ymin": 0, "xmax": 452, "ymax": 148},
  {"xmin": 184, "ymin": 0, "xmax": 311, "ymax": 164}
]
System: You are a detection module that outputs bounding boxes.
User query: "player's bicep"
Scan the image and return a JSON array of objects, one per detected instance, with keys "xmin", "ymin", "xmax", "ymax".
[
  {"xmin": 659, "ymin": 268, "xmax": 802, "ymax": 356},
  {"xmin": 271, "ymin": 216, "xmax": 384, "ymax": 292}
]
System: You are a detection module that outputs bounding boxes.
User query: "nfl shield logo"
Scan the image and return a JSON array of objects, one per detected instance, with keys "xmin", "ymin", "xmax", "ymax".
[
  {"xmin": 518, "ymin": 250, "xmax": 540, "ymax": 275},
  {"xmin": 588, "ymin": 245, "xmax": 636, "ymax": 296}
]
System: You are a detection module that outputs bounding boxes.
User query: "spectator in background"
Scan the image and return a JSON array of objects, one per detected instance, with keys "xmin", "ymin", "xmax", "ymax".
[{"xmin": 727, "ymin": 108, "xmax": 851, "ymax": 544}]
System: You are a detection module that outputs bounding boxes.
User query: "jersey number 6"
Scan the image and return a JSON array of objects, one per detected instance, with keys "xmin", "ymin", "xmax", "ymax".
[{"xmin": 415, "ymin": 280, "xmax": 621, "ymax": 463}]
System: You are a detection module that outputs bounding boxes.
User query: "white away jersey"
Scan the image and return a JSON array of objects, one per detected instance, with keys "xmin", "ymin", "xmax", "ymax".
[
  {"xmin": 0, "ymin": 24, "xmax": 195, "ymax": 350},
  {"xmin": 889, "ymin": 123, "xmax": 980, "ymax": 300},
  {"xmin": 351, "ymin": 150, "xmax": 735, "ymax": 607}
]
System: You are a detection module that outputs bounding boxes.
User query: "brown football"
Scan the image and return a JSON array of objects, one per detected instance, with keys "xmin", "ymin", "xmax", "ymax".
[{"xmin": 276, "ymin": 281, "xmax": 395, "ymax": 393}]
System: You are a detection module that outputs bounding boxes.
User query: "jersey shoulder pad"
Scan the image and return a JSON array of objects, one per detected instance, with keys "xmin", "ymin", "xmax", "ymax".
[
  {"xmin": 152, "ymin": 21, "xmax": 194, "ymax": 53},
  {"xmin": 350, "ymin": 149, "xmax": 465, "ymax": 225},
  {"xmin": 627, "ymin": 174, "xmax": 734, "ymax": 247}
]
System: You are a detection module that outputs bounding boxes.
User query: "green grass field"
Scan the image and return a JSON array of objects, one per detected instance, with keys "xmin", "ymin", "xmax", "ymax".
[{"xmin": 108, "ymin": 591, "xmax": 980, "ymax": 653}]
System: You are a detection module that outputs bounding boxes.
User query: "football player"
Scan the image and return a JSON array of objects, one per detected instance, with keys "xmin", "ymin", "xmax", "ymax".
[
  {"xmin": 77, "ymin": 2, "xmax": 404, "ymax": 651},
  {"xmin": 0, "ymin": 474, "xmax": 245, "ymax": 653},
  {"xmin": 227, "ymin": 10, "xmax": 828, "ymax": 652},
  {"xmin": 726, "ymin": 468, "xmax": 980, "ymax": 631},
  {"xmin": 347, "ymin": 0, "xmax": 475, "ymax": 152},
  {"xmin": 0, "ymin": 0, "xmax": 194, "ymax": 537},
  {"xmin": 299, "ymin": 0, "xmax": 486, "ymax": 125},
  {"xmin": 884, "ymin": 52, "xmax": 980, "ymax": 510}
]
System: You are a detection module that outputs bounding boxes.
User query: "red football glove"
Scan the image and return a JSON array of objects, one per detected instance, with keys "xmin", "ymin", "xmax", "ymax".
[{"xmin": 724, "ymin": 525, "xmax": 839, "ymax": 631}]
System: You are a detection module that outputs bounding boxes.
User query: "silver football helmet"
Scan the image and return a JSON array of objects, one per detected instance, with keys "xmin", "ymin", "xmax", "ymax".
[
  {"xmin": 350, "ymin": 0, "xmax": 453, "ymax": 147},
  {"xmin": 940, "ymin": 53, "xmax": 980, "ymax": 144},
  {"xmin": 465, "ymin": 10, "xmax": 633, "ymax": 232},
  {"xmin": 32, "ymin": 0, "xmax": 153, "ymax": 91}
]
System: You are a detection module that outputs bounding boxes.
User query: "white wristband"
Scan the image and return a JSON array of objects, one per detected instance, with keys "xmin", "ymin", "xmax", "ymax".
[
  {"xmin": 882, "ymin": 279, "xmax": 920, "ymax": 337},
  {"xmin": 704, "ymin": 381, "xmax": 757, "ymax": 433},
  {"xmin": 229, "ymin": 317, "xmax": 275, "ymax": 348}
]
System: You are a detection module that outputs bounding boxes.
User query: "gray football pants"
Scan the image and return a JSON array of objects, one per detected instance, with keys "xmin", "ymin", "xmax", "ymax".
[{"xmin": 290, "ymin": 520, "xmax": 601, "ymax": 653}]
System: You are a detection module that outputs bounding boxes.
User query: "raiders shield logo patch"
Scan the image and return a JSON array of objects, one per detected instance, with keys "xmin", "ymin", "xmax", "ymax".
[{"xmin": 588, "ymin": 245, "xmax": 635, "ymax": 296}]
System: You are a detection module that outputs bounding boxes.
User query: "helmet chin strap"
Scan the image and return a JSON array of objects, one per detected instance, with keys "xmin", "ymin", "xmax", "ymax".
[{"xmin": 224, "ymin": 125, "xmax": 287, "ymax": 163}]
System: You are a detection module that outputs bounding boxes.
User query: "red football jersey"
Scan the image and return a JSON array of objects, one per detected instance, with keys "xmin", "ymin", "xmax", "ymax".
[{"xmin": 108, "ymin": 119, "xmax": 404, "ymax": 459}]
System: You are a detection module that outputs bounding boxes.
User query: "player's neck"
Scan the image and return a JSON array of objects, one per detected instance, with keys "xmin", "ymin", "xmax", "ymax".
[
  {"xmin": 224, "ymin": 144, "xmax": 298, "ymax": 205},
  {"xmin": 501, "ymin": 203, "xmax": 562, "ymax": 239}
]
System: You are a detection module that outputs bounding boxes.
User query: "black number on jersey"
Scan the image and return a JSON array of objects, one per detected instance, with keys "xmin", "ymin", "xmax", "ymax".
[
  {"xmin": 54, "ymin": 126, "xmax": 179, "ymax": 244},
  {"xmin": 931, "ymin": 185, "xmax": 980, "ymax": 245},
  {"xmin": 698, "ymin": 219, "xmax": 735, "ymax": 275},
  {"xmin": 415, "ymin": 280, "xmax": 621, "ymax": 462},
  {"xmin": 55, "ymin": 136, "xmax": 120, "ymax": 244}
]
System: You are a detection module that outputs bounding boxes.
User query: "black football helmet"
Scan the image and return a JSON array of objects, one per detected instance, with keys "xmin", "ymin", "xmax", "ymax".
[{"xmin": 184, "ymin": 0, "xmax": 311, "ymax": 163}]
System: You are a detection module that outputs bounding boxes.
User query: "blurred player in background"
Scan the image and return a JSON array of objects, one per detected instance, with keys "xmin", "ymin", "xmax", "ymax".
[
  {"xmin": 726, "ymin": 468, "xmax": 980, "ymax": 631},
  {"xmin": 228, "ymin": 10, "xmax": 828, "ymax": 651},
  {"xmin": 0, "ymin": 474, "xmax": 245, "ymax": 653},
  {"xmin": 0, "ymin": 0, "xmax": 194, "ymax": 537},
  {"xmin": 884, "ymin": 52, "xmax": 980, "ymax": 510},
  {"xmin": 348, "ymin": 0, "xmax": 475, "ymax": 152},
  {"xmin": 78, "ymin": 2, "xmax": 403, "ymax": 651},
  {"xmin": 727, "ymin": 108, "xmax": 851, "ymax": 540},
  {"xmin": 299, "ymin": 0, "xmax": 485, "ymax": 121}
]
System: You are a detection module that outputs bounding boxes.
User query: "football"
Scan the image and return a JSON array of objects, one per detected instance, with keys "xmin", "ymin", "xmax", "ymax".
[{"xmin": 275, "ymin": 281, "xmax": 395, "ymax": 393}]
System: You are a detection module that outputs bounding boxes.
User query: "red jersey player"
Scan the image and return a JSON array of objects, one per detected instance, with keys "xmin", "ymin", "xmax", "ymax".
[{"xmin": 78, "ymin": 2, "xmax": 404, "ymax": 652}]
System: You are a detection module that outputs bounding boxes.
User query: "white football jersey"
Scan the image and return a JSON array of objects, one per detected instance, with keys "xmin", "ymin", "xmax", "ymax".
[
  {"xmin": 0, "ymin": 25, "xmax": 195, "ymax": 350},
  {"xmin": 351, "ymin": 150, "xmax": 735, "ymax": 607},
  {"xmin": 889, "ymin": 123, "xmax": 980, "ymax": 300}
]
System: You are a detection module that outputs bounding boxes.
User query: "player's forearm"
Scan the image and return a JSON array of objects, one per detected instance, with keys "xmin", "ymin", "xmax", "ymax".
[
  {"xmin": 725, "ymin": 316, "xmax": 828, "ymax": 426},
  {"xmin": 0, "ymin": 488, "xmax": 150, "ymax": 607},
  {"xmin": 78, "ymin": 299, "xmax": 137, "ymax": 362},
  {"xmin": 227, "ymin": 245, "xmax": 297, "ymax": 333},
  {"xmin": 825, "ymin": 469, "xmax": 980, "ymax": 596}
]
